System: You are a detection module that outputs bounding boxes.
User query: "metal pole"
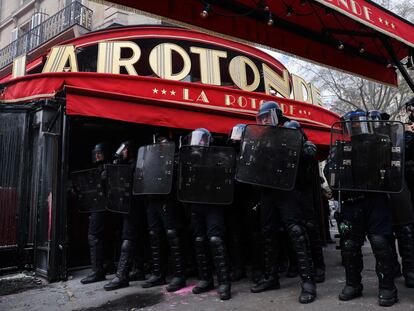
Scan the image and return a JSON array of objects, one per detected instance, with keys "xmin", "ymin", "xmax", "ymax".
[{"xmin": 382, "ymin": 37, "xmax": 414, "ymax": 93}]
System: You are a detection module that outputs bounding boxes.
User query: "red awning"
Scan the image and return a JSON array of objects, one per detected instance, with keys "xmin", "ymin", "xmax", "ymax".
[
  {"xmin": 102, "ymin": 0, "xmax": 414, "ymax": 86},
  {"xmin": 0, "ymin": 72, "xmax": 335, "ymax": 149}
]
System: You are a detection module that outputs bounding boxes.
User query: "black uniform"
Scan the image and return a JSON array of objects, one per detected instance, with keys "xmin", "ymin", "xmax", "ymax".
[
  {"xmin": 296, "ymin": 154, "xmax": 326, "ymax": 283},
  {"xmin": 104, "ymin": 154, "xmax": 146, "ymax": 290},
  {"xmin": 80, "ymin": 162, "xmax": 107, "ymax": 284},
  {"xmin": 142, "ymin": 186, "xmax": 187, "ymax": 291},
  {"xmin": 178, "ymin": 128, "xmax": 232, "ymax": 300},
  {"xmin": 389, "ymin": 130, "xmax": 414, "ymax": 288},
  {"xmin": 326, "ymin": 123, "xmax": 398, "ymax": 306},
  {"xmin": 251, "ymin": 141, "xmax": 317, "ymax": 304}
]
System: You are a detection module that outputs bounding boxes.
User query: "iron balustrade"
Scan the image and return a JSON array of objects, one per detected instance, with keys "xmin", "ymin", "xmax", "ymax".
[{"xmin": 0, "ymin": 1, "xmax": 92, "ymax": 69}]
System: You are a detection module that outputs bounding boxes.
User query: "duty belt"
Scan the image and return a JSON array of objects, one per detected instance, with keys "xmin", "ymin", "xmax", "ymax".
[{"xmin": 341, "ymin": 195, "xmax": 365, "ymax": 204}]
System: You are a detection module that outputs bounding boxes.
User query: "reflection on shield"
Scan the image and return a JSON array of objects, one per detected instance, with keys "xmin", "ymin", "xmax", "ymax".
[
  {"xmin": 106, "ymin": 164, "xmax": 133, "ymax": 213},
  {"xmin": 178, "ymin": 146, "xmax": 235, "ymax": 204},
  {"xmin": 71, "ymin": 168, "xmax": 106, "ymax": 213},
  {"xmin": 328, "ymin": 120, "xmax": 404, "ymax": 193},
  {"xmin": 133, "ymin": 142, "xmax": 175, "ymax": 195},
  {"xmin": 235, "ymin": 124, "xmax": 303, "ymax": 190}
]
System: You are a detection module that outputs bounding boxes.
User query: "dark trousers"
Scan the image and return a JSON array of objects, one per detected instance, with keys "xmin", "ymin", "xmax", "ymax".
[{"xmin": 191, "ymin": 204, "xmax": 226, "ymax": 238}]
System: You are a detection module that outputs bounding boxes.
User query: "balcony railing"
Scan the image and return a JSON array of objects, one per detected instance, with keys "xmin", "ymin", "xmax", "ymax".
[{"xmin": 0, "ymin": 1, "xmax": 93, "ymax": 69}]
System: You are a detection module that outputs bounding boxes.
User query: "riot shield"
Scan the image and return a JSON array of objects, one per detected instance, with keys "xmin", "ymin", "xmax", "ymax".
[
  {"xmin": 133, "ymin": 142, "xmax": 175, "ymax": 195},
  {"xmin": 106, "ymin": 164, "xmax": 133, "ymax": 213},
  {"xmin": 71, "ymin": 168, "xmax": 106, "ymax": 213},
  {"xmin": 235, "ymin": 124, "xmax": 303, "ymax": 190},
  {"xmin": 177, "ymin": 146, "xmax": 235, "ymax": 204},
  {"xmin": 327, "ymin": 120, "xmax": 404, "ymax": 193}
]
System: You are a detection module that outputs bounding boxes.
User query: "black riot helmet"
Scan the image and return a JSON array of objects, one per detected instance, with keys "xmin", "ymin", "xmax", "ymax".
[
  {"xmin": 92, "ymin": 142, "xmax": 109, "ymax": 163},
  {"xmin": 153, "ymin": 128, "xmax": 171, "ymax": 144},
  {"xmin": 368, "ymin": 109, "xmax": 389, "ymax": 129},
  {"xmin": 342, "ymin": 110, "xmax": 370, "ymax": 136},
  {"xmin": 283, "ymin": 120, "xmax": 301, "ymax": 129},
  {"xmin": 256, "ymin": 101, "xmax": 283, "ymax": 126},
  {"xmin": 185, "ymin": 128, "xmax": 212, "ymax": 147},
  {"xmin": 229, "ymin": 124, "xmax": 246, "ymax": 142},
  {"xmin": 405, "ymin": 97, "xmax": 414, "ymax": 122},
  {"xmin": 283, "ymin": 119, "xmax": 308, "ymax": 140}
]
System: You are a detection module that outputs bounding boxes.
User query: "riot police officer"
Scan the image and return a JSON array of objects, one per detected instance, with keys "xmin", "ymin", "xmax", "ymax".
[
  {"xmin": 180, "ymin": 128, "xmax": 232, "ymax": 300},
  {"xmin": 140, "ymin": 133, "xmax": 187, "ymax": 292},
  {"xmin": 241, "ymin": 102, "xmax": 317, "ymax": 304},
  {"xmin": 284, "ymin": 120, "xmax": 326, "ymax": 283},
  {"xmin": 326, "ymin": 110, "xmax": 398, "ymax": 306},
  {"xmin": 79, "ymin": 143, "xmax": 109, "ymax": 284},
  {"xmin": 104, "ymin": 141, "xmax": 146, "ymax": 291},
  {"xmin": 384, "ymin": 104, "xmax": 414, "ymax": 288}
]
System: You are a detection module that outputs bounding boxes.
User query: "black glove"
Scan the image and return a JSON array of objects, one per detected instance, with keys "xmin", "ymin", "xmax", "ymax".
[{"xmin": 302, "ymin": 140, "xmax": 317, "ymax": 159}]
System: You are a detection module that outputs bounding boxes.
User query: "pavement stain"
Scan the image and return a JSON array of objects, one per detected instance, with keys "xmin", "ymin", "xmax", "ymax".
[
  {"xmin": 0, "ymin": 276, "xmax": 45, "ymax": 296},
  {"xmin": 73, "ymin": 292, "xmax": 165, "ymax": 311}
]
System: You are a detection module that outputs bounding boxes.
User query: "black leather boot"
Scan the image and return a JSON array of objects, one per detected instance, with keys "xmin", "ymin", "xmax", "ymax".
[
  {"xmin": 210, "ymin": 236, "xmax": 232, "ymax": 300},
  {"xmin": 339, "ymin": 239, "xmax": 363, "ymax": 301},
  {"xmin": 305, "ymin": 220, "xmax": 326, "ymax": 283},
  {"xmin": 251, "ymin": 237, "xmax": 280, "ymax": 293},
  {"xmin": 81, "ymin": 236, "xmax": 106, "ymax": 284},
  {"xmin": 395, "ymin": 225, "xmax": 414, "ymax": 288},
  {"xmin": 192, "ymin": 236, "xmax": 214, "ymax": 294},
  {"xmin": 166, "ymin": 230, "xmax": 187, "ymax": 292},
  {"xmin": 104, "ymin": 240, "xmax": 134, "ymax": 291},
  {"xmin": 287, "ymin": 224, "xmax": 317, "ymax": 304},
  {"xmin": 142, "ymin": 230, "xmax": 166, "ymax": 288},
  {"xmin": 369, "ymin": 235, "xmax": 398, "ymax": 307}
]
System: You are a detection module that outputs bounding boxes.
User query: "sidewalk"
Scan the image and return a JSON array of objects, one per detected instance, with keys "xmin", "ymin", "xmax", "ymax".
[{"xmin": 1, "ymin": 242, "xmax": 414, "ymax": 311}]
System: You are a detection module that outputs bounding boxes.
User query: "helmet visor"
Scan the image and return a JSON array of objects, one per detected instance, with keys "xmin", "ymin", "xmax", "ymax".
[
  {"xmin": 115, "ymin": 143, "xmax": 127, "ymax": 157},
  {"xmin": 345, "ymin": 115, "xmax": 371, "ymax": 136},
  {"xmin": 230, "ymin": 126, "xmax": 245, "ymax": 141},
  {"xmin": 189, "ymin": 130, "xmax": 211, "ymax": 146},
  {"xmin": 256, "ymin": 109, "xmax": 278, "ymax": 126}
]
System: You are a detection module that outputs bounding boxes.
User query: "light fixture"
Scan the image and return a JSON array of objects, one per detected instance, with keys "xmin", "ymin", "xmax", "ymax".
[
  {"xmin": 200, "ymin": 4, "xmax": 211, "ymax": 18},
  {"xmin": 286, "ymin": 7, "xmax": 293, "ymax": 17},
  {"xmin": 386, "ymin": 62, "xmax": 393, "ymax": 68},
  {"xmin": 267, "ymin": 12, "xmax": 274, "ymax": 26},
  {"xmin": 358, "ymin": 45, "xmax": 365, "ymax": 53},
  {"xmin": 300, "ymin": 0, "xmax": 306, "ymax": 6},
  {"xmin": 338, "ymin": 41, "xmax": 344, "ymax": 50}
]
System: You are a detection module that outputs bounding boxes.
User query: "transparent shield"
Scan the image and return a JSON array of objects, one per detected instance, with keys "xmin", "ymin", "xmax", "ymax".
[
  {"xmin": 106, "ymin": 164, "xmax": 133, "ymax": 214},
  {"xmin": 235, "ymin": 124, "xmax": 303, "ymax": 190},
  {"xmin": 177, "ymin": 146, "xmax": 235, "ymax": 204},
  {"xmin": 327, "ymin": 120, "xmax": 404, "ymax": 193},
  {"xmin": 71, "ymin": 168, "xmax": 106, "ymax": 213},
  {"xmin": 133, "ymin": 142, "xmax": 175, "ymax": 195}
]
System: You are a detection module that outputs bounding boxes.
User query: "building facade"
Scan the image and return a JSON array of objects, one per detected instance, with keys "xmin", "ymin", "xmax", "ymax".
[{"xmin": 0, "ymin": 0, "xmax": 160, "ymax": 69}]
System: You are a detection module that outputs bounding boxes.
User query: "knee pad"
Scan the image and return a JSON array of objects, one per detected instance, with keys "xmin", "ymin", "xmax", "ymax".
[
  {"xmin": 166, "ymin": 229, "xmax": 178, "ymax": 239},
  {"xmin": 149, "ymin": 230, "xmax": 162, "ymax": 238},
  {"xmin": 368, "ymin": 234, "xmax": 389, "ymax": 253},
  {"xmin": 121, "ymin": 239, "xmax": 134, "ymax": 252},
  {"xmin": 209, "ymin": 236, "xmax": 223, "ymax": 246},
  {"xmin": 195, "ymin": 236, "xmax": 207, "ymax": 243},
  {"xmin": 287, "ymin": 224, "xmax": 306, "ymax": 239}
]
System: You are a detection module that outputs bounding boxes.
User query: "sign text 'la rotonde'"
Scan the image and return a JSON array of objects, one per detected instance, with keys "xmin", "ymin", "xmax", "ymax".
[{"xmin": 12, "ymin": 39, "xmax": 322, "ymax": 108}]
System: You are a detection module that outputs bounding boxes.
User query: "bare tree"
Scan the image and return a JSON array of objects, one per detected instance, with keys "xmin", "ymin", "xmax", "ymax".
[{"xmin": 293, "ymin": 0, "xmax": 414, "ymax": 120}]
